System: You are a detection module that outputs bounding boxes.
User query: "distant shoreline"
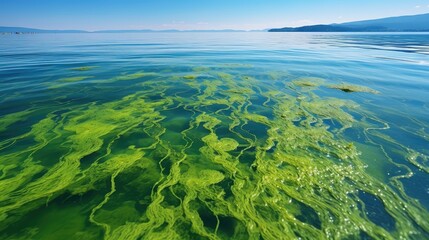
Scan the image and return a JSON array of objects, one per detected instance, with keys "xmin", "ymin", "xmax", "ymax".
[
  {"xmin": 3, "ymin": 31, "xmax": 429, "ymax": 35},
  {"xmin": 2, "ymin": 12, "xmax": 429, "ymax": 34},
  {"xmin": 269, "ymin": 13, "xmax": 429, "ymax": 32}
]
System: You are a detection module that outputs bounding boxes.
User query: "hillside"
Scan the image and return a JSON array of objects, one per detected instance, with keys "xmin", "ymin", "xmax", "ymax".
[{"xmin": 269, "ymin": 13, "xmax": 429, "ymax": 32}]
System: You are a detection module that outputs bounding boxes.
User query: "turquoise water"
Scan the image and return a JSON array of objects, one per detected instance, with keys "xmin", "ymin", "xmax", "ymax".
[{"xmin": 0, "ymin": 32, "xmax": 428, "ymax": 239}]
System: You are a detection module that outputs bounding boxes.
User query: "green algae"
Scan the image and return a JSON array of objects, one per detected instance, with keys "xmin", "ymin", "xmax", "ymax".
[
  {"xmin": 114, "ymin": 71, "xmax": 157, "ymax": 81},
  {"xmin": 47, "ymin": 75, "xmax": 94, "ymax": 89},
  {"xmin": 268, "ymin": 71, "xmax": 291, "ymax": 81},
  {"xmin": 292, "ymin": 77, "xmax": 325, "ymax": 87},
  {"xmin": 183, "ymin": 75, "xmax": 197, "ymax": 80},
  {"xmin": 0, "ymin": 67, "xmax": 428, "ymax": 240},
  {"xmin": 328, "ymin": 83, "xmax": 380, "ymax": 94},
  {"xmin": 0, "ymin": 109, "xmax": 34, "ymax": 132},
  {"xmin": 300, "ymin": 97, "xmax": 358, "ymax": 129},
  {"xmin": 58, "ymin": 76, "xmax": 93, "ymax": 82},
  {"xmin": 182, "ymin": 169, "xmax": 225, "ymax": 187},
  {"xmin": 71, "ymin": 66, "xmax": 97, "ymax": 71}
]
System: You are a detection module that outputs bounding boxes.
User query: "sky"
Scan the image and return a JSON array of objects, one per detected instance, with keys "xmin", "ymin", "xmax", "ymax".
[{"xmin": 0, "ymin": 0, "xmax": 429, "ymax": 31}]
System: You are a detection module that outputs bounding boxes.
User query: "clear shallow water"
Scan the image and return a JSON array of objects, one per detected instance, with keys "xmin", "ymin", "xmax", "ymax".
[{"xmin": 0, "ymin": 32, "xmax": 428, "ymax": 239}]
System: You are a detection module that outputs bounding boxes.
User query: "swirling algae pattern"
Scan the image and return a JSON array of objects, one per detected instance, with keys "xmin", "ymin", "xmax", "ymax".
[{"xmin": 0, "ymin": 66, "xmax": 428, "ymax": 239}]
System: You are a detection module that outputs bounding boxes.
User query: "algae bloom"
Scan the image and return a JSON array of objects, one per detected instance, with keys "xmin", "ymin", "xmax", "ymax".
[
  {"xmin": 328, "ymin": 83, "xmax": 380, "ymax": 94},
  {"xmin": 71, "ymin": 66, "xmax": 97, "ymax": 71},
  {"xmin": 0, "ymin": 62, "xmax": 428, "ymax": 240}
]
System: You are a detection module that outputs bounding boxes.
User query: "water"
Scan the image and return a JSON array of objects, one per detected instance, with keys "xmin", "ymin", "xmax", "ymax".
[{"xmin": 0, "ymin": 32, "xmax": 428, "ymax": 239}]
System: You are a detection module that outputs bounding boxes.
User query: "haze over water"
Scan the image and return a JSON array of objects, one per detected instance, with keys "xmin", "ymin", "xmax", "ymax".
[{"xmin": 0, "ymin": 32, "xmax": 428, "ymax": 239}]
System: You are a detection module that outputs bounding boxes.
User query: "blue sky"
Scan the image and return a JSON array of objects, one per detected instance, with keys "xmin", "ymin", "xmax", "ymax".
[{"xmin": 0, "ymin": 0, "xmax": 428, "ymax": 30}]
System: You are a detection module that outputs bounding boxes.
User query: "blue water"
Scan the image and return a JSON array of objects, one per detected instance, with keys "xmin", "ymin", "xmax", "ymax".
[{"xmin": 0, "ymin": 32, "xmax": 428, "ymax": 239}]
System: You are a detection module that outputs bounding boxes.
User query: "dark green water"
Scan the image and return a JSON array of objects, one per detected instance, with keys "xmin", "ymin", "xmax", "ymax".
[{"xmin": 0, "ymin": 33, "xmax": 428, "ymax": 239}]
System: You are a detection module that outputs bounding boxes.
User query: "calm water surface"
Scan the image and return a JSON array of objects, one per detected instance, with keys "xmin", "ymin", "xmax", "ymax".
[{"xmin": 0, "ymin": 33, "xmax": 428, "ymax": 239}]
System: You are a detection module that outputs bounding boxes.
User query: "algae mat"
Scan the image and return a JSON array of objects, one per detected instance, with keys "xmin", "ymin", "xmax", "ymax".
[{"xmin": 0, "ymin": 64, "xmax": 428, "ymax": 240}]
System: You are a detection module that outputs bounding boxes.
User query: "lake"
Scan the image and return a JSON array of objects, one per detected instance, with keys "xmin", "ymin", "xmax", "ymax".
[{"xmin": 0, "ymin": 32, "xmax": 428, "ymax": 239}]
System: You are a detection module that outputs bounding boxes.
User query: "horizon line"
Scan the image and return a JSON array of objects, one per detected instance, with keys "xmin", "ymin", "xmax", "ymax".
[{"xmin": 2, "ymin": 12, "xmax": 428, "ymax": 33}]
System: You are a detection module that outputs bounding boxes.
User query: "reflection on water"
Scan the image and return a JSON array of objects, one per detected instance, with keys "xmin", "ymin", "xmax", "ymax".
[
  {"xmin": 314, "ymin": 33, "xmax": 429, "ymax": 55},
  {"xmin": 0, "ymin": 33, "xmax": 428, "ymax": 239}
]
